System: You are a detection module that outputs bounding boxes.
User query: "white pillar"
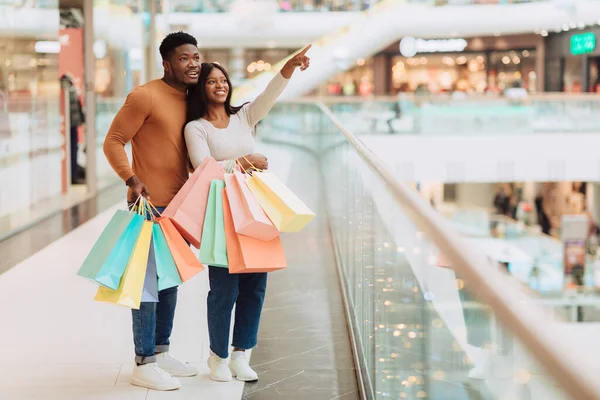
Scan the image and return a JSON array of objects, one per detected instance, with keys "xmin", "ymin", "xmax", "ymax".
[
  {"xmin": 149, "ymin": 0, "xmax": 158, "ymax": 80},
  {"xmin": 83, "ymin": 0, "xmax": 97, "ymax": 195}
]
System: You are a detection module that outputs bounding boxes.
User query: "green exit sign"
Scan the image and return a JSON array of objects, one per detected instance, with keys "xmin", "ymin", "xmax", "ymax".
[{"xmin": 570, "ymin": 32, "xmax": 596, "ymax": 55}]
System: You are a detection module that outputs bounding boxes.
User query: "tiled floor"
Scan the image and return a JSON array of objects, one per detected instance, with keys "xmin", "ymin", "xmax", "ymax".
[
  {"xmin": 0, "ymin": 200, "xmax": 245, "ymax": 399},
  {"xmin": 242, "ymin": 146, "xmax": 359, "ymax": 400},
  {"xmin": 0, "ymin": 142, "xmax": 357, "ymax": 400}
]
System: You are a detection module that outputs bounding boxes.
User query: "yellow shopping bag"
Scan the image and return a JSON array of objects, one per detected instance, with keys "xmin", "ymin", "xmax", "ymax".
[
  {"xmin": 94, "ymin": 220, "xmax": 153, "ymax": 309},
  {"xmin": 246, "ymin": 171, "xmax": 315, "ymax": 232}
]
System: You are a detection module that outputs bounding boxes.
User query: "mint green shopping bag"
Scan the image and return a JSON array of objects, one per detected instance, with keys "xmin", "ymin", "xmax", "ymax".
[
  {"xmin": 153, "ymin": 224, "xmax": 183, "ymax": 291},
  {"xmin": 94, "ymin": 213, "xmax": 145, "ymax": 290},
  {"xmin": 77, "ymin": 210, "xmax": 135, "ymax": 282},
  {"xmin": 199, "ymin": 180, "xmax": 228, "ymax": 268}
]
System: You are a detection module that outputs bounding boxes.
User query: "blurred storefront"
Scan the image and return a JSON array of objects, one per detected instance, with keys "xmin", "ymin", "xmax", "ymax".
[
  {"xmin": 544, "ymin": 27, "xmax": 600, "ymax": 93},
  {"xmin": 322, "ymin": 34, "xmax": 544, "ymax": 96}
]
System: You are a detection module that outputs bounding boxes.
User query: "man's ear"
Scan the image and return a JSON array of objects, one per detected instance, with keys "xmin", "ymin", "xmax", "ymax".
[{"xmin": 162, "ymin": 60, "xmax": 170, "ymax": 74}]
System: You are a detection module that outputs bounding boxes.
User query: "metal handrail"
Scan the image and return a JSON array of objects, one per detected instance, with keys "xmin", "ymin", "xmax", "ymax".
[{"xmin": 316, "ymin": 101, "xmax": 600, "ymax": 400}]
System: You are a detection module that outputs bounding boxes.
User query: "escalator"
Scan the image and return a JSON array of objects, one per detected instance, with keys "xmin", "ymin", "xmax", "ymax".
[{"xmin": 234, "ymin": 0, "xmax": 600, "ymax": 102}]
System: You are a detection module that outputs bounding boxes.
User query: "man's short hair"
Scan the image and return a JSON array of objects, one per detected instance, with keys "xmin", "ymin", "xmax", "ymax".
[{"xmin": 159, "ymin": 32, "xmax": 197, "ymax": 60}]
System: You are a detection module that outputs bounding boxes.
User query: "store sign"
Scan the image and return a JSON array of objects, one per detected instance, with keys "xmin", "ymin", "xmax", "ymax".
[
  {"xmin": 570, "ymin": 32, "xmax": 596, "ymax": 55},
  {"xmin": 399, "ymin": 37, "xmax": 468, "ymax": 57}
]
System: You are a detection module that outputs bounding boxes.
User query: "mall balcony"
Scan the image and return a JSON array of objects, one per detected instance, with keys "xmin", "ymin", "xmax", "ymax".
[{"xmin": 4, "ymin": 0, "xmax": 600, "ymax": 399}]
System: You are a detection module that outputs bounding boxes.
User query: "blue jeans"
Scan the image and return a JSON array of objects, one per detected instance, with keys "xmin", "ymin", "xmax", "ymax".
[
  {"xmin": 129, "ymin": 205, "xmax": 179, "ymax": 365},
  {"xmin": 207, "ymin": 266, "xmax": 268, "ymax": 358}
]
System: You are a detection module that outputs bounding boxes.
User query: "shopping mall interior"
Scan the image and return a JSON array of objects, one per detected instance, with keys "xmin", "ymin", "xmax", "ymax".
[{"xmin": 3, "ymin": 0, "xmax": 600, "ymax": 399}]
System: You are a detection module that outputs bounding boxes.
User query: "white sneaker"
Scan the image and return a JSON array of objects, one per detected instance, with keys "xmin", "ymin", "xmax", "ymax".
[
  {"xmin": 131, "ymin": 362, "xmax": 181, "ymax": 391},
  {"xmin": 230, "ymin": 351, "xmax": 258, "ymax": 382},
  {"xmin": 156, "ymin": 352, "xmax": 198, "ymax": 377},
  {"xmin": 208, "ymin": 351, "xmax": 232, "ymax": 382}
]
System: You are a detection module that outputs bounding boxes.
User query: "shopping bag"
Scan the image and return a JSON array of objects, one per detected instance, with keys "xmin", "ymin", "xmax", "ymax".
[
  {"xmin": 224, "ymin": 170, "xmax": 279, "ymax": 242},
  {"xmin": 94, "ymin": 220, "xmax": 153, "ymax": 309},
  {"xmin": 223, "ymin": 190, "xmax": 287, "ymax": 273},
  {"xmin": 246, "ymin": 171, "xmax": 315, "ymax": 232},
  {"xmin": 199, "ymin": 180, "xmax": 228, "ymax": 268},
  {"xmin": 94, "ymin": 213, "xmax": 145, "ymax": 290},
  {"xmin": 141, "ymin": 238, "xmax": 159, "ymax": 302},
  {"xmin": 159, "ymin": 217, "xmax": 205, "ymax": 281},
  {"xmin": 163, "ymin": 157, "xmax": 225, "ymax": 248},
  {"xmin": 152, "ymin": 224, "xmax": 183, "ymax": 291},
  {"xmin": 77, "ymin": 210, "xmax": 135, "ymax": 282}
]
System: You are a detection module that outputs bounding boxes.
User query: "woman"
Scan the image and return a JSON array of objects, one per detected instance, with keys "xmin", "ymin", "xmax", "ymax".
[{"xmin": 184, "ymin": 45, "xmax": 311, "ymax": 383}]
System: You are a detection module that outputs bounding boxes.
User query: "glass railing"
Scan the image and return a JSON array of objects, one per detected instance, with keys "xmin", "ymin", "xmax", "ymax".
[
  {"xmin": 327, "ymin": 95, "xmax": 600, "ymax": 135},
  {"xmin": 0, "ymin": 95, "xmax": 61, "ymax": 239},
  {"xmin": 447, "ymin": 207, "xmax": 600, "ymax": 322},
  {"xmin": 259, "ymin": 101, "xmax": 600, "ymax": 399}
]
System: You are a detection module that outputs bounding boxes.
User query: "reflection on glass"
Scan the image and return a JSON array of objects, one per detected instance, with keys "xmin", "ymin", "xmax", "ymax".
[
  {"xmin": 260, "ymin": 103, "xmax": 573, "ymax": 399},
  {"xmin": 0, "ymin": 1, "xmax": 61, "ymax": 237}
]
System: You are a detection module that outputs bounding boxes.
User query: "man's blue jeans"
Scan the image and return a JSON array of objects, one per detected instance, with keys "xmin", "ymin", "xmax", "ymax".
[
  {"xmin": 207, "ymin": 266, "xmax": 268, "ymax": 359},
  {"xmin": 129, "ymin": 205, "xmax": 178, "ymax": 365}
]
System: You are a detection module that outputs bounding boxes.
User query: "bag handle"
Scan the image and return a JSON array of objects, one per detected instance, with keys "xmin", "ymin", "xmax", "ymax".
[
  {"xmin": 146, "ymin": 199, "xmax": 163, "ymax": 222},
  {"xmin": 241, "ymin": 156, "xmax": 264, "ymax": 173}
]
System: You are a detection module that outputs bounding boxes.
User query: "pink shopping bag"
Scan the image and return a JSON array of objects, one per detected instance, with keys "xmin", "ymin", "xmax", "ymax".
[
  {"xmin": 163, "ymin": 157, "xmax": 225, "ymax": 248},
  {"xmin": 224, "ymin": 170, "xmax": 279, "ymax": 242}
]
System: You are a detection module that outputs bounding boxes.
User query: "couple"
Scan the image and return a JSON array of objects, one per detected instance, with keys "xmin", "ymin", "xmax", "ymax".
[{"xmin": 103, "ymin": 32, "xmax": 311, "ymax": 391}]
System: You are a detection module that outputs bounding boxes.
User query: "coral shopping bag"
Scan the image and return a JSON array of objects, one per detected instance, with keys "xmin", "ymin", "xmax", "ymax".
[
  {"xmin": 224, "ymin": 170, "xmax": 279, "ymax": 242},
  {"xmin": 162, "ymin": 157, "xmax": 225, "ymax": 248},
  {"xmin": 158, "ymin": 217, "xmax": 205, "ymax": 282},
  {"xmin": 94, "ymin": 220, "xmax": 153, "ymax": 309},
  {"xmin": 246, "ymin": 171, "xmax": 315, "ymax": 232},
  {"xmin": 152, "ymin": 223, "xmax": 183, "ymax": 291},
  {"xmin": 77, "ymin": 209, "xmax": 135, "ymax": 282},
  {"xmin": 223, "ymin": 190, "xmax": 287, "ymax": 274},
  {"xmin": 199, "ymin": 180, "xmax": 228, "ymax": 268}
]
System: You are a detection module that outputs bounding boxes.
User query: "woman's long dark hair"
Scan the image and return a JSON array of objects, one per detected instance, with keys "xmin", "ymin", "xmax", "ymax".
[{"xmin": 186, "ymin": 62, "xmax": 248, "ymax": 124}]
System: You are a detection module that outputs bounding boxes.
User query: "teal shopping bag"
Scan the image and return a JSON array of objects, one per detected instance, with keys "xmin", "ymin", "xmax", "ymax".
[
  {"xmin": 94, "ymin": 213, "xmax": 145, "ymax": 290},
  {"xmin": 152, "ymin": 224, "xmax": 183, "ymax": 291},
  {"xmin": 199, "ymin": 180, "xmax": 228, "ymax": 268},
  {"xmin": 77, "ymin": 210, "xmax": 134, "ymax": 282}
]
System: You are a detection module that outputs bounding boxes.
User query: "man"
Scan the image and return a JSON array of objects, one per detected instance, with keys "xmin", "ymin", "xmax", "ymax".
[{"xmin": 103, "ymin": 32, "xmax": 200, "ymax": 391}]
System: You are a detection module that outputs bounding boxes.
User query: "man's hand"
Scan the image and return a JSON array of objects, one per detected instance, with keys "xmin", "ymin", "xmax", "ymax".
[
  {"xmin": 238, "ymin": 153, "xmax": 268, "ymax": 171},
  {"xmin": 126, "ymin": 175, "xmax": 150, "ymax": 201}
]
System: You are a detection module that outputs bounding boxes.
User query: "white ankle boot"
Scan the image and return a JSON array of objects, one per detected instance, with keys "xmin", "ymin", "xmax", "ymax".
[
  {"xmin": 208, "ymin": 351, "xmax": 232, "ymax": 382},
  {"xmin": 230, "ymin": 351, "xmax": 258, "ymax": 382}
]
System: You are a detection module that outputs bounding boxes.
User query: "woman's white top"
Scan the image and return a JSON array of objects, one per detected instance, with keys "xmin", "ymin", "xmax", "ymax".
[{"xmin": 184, "ymin": 72, "xmax": 289, "ymax": 170}]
